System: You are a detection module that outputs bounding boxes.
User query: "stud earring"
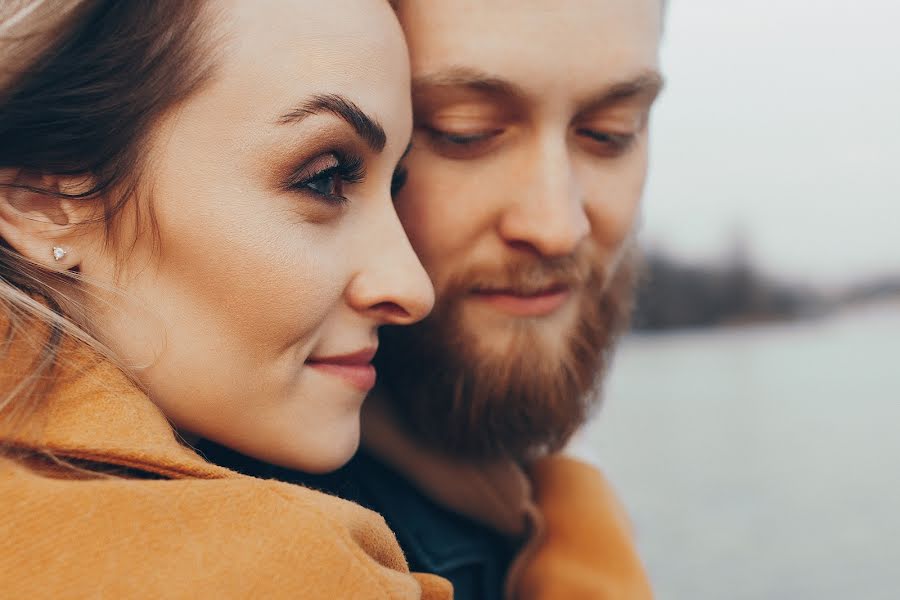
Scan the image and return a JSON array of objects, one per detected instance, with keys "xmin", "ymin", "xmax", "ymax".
[{"xmin": 52, "ymin": 246, "xmax": 67, "ymax": 262}]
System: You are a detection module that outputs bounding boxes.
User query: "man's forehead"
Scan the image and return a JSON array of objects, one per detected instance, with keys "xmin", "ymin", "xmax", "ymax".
[{"xmin": 399, "ymin": 0, "xmax": 661, "ymax": 104}]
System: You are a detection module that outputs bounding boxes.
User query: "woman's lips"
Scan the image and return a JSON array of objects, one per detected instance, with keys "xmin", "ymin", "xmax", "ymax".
[
  {"xmin": 306, "ymin": 348, "xmax": 377, "ymax": 392},
  {"xmin": 470, "ymin": 286, "xmax": 572, "ymax": 317}
]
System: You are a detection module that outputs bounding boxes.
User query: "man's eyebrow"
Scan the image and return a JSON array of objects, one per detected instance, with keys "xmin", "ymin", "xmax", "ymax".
[
  {"xmin": 278, "ymin": 94, "xmax": 386, "ymax": 153},
  {"xmin": 576, "ymin": 71, "xmax": 665, "ymax": 115},
  {"xmin": 411, "ymin": 67, "xmax": 527, "ymax": 100},
  {"xmin": 412, "ymin": 67, "xmax": 665, "ymax": 114}
]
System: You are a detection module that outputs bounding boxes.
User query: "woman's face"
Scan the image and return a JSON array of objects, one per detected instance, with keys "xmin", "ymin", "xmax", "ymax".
[{"xmin": 79, "ymin": 0, "xmax": 433, "ymax": 472}]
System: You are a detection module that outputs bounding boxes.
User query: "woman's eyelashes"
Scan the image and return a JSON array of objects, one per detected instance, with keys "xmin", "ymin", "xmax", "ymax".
[
  {"xmin": 288, "ymin": 151, "xmax": 365, "ymax": 204},
  {"xmin": 287, "ymin": 151, "xmax": 411, "ymax": 205}
]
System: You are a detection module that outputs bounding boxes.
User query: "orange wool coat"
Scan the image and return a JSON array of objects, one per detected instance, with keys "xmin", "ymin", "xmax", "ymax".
[{"xmin": 0, "ymin": 323, "xmax": 651, "ymax": 599}]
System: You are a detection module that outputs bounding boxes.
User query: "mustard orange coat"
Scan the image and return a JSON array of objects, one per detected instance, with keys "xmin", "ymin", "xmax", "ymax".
[{"xmin": 0, "ymin": 325, "xmax": 651, "ymax": 598}]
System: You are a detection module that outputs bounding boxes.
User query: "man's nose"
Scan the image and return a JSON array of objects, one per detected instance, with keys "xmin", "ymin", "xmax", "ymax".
[
  {"xmin": 496, "ymin": 139, "xmax": 590, "ymax": 258},
  {"xmin": 345, "ymin": 202, "xmax": 435, "ymax": 327}
]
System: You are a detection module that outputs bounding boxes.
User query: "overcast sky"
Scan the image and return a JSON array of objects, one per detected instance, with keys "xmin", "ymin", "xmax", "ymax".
[{"xmin": 641, "ymin": 0, "xmax": 900, "ymax": 287}]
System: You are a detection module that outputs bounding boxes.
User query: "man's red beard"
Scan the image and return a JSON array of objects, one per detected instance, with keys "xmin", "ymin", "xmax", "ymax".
[{"xmin": 374, "ymin": 245, "xmax": 638, "ymax": 461}]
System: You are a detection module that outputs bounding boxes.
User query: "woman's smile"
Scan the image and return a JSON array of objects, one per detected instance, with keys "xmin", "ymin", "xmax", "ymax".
[{"xmin": 306, "ymin": 347, "xmax": 378, "ymax": 392}]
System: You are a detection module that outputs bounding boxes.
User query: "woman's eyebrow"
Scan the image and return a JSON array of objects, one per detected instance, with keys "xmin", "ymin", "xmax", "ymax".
[{"xmin": 278, "ymin": 93, "xmax": 386, "ymax": 153}]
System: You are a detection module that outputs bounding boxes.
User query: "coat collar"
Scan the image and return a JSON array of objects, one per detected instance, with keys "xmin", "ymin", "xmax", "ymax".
[{"xmin": 0, "ymin": 315, "xmax": 228, "ymax": 480}]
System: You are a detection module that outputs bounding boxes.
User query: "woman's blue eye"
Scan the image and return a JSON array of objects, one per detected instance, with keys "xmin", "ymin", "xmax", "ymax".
[
  {"xmin": 303, "ymin": 168, "xmax": 342, "ymax": 198},
  {"xmin": 288, "ymin": 152, "xmax": 364, "ymax": 204}
]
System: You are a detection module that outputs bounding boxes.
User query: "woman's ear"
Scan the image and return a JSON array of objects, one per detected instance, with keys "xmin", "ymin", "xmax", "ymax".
[{"xmin": 0, "ymin": 169, "xmax": 94, "ymax": 270}]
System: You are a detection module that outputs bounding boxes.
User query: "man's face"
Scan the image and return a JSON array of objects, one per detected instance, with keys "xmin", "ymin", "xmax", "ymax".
[{"xmin": 378, "ymin": 0, "xmax": 663, "ymax": 459}]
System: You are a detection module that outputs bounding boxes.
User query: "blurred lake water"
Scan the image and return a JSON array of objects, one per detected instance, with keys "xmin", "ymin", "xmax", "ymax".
[{"xmin": 574, "ymin": 301, "xmax": 900, "ymax": 600}]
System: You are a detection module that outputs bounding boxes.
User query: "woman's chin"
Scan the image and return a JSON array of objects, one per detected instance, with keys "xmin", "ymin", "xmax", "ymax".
[
  {"xmin": 238, "ymin": 417, "xmax": 362, "ymax": 475},
  {"xmin": 287, "ymin": 430, "xmax": 362, "ymax": 474}
]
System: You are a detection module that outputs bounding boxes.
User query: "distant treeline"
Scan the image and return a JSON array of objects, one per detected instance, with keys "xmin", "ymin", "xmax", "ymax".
[{"xmin": 630, "ymin": 250, "xmax": 900, "ymax": 332}]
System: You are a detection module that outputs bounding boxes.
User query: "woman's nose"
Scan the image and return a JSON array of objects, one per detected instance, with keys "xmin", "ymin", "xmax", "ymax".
[{"xmin": 345, "ymin": 203, "xmax": 435, "ymax": 326}]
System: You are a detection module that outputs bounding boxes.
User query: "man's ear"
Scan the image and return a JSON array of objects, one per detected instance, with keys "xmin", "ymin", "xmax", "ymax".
[{"xmin": 0, "ymin": 169, "xmax": 95, "ymax": 270}]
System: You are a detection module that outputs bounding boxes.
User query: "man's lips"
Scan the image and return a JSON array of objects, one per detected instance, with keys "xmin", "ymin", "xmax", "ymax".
[
  {"xmin": 306, "ymin": 348, "xmax": 377, "ymax": 392},
  {"xmin": 470, "ymin": 285, "xmax": 573, "ymax": 317}
]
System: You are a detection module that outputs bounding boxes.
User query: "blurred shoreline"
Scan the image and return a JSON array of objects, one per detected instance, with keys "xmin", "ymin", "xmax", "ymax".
[{"xmin": 632, "ymin": 248, "xmax": 900, "ymax": 332}]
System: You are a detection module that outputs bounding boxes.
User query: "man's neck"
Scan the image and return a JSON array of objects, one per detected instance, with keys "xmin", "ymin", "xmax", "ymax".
[{"xmin": 361, "ymin": 389, "xmax": 536, "ymax": 539}]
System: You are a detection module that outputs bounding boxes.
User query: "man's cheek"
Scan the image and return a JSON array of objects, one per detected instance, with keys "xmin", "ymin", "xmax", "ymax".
[{"xmin": 586, "ymin": 200, "xmax": 639, "ymax": 255}]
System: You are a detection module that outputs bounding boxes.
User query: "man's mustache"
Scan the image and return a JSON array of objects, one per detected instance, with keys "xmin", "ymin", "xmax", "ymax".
[{"xmin": 444, "ymin": 251, "xmax": 596, "ymax": 298}]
